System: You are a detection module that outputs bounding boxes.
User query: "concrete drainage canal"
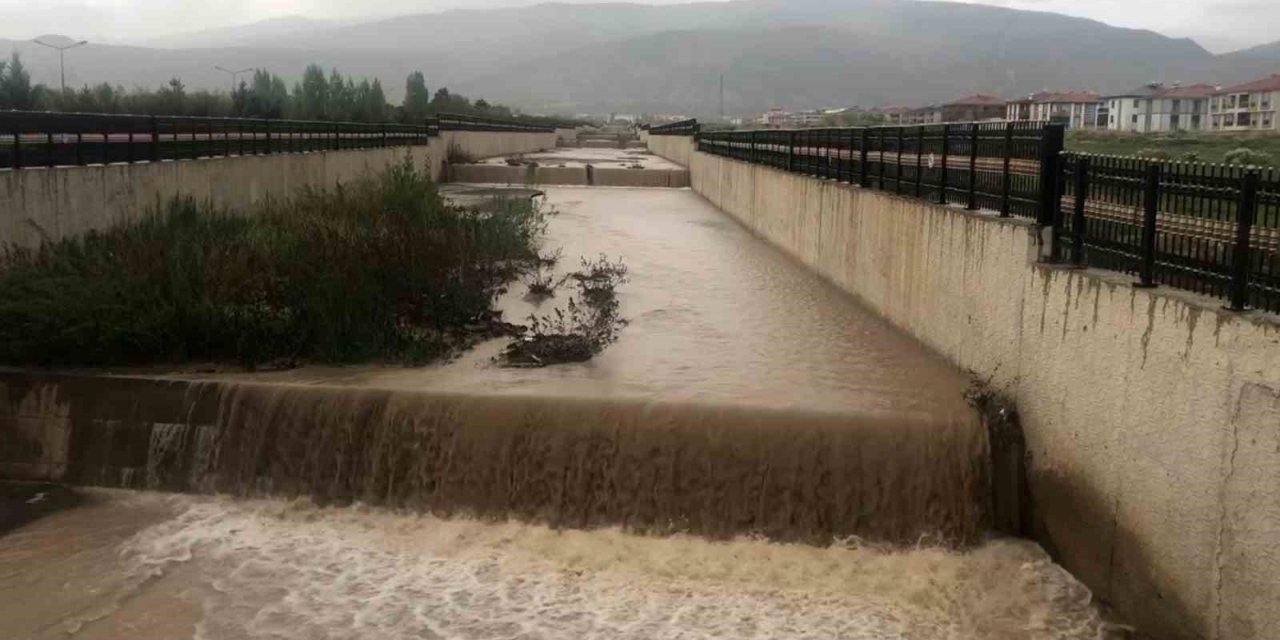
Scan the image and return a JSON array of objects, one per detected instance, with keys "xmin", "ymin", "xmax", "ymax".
[{"xmin": 0, "ymin": 185, "xmax": 1121, "ymax": 639}]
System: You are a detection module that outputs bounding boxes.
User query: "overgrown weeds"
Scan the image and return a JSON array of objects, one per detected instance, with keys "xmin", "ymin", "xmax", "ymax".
[
  {"xmin": 0, "ymin": 158, "xmax": 549, "ymax": 368},
  {"xmin": 500, "ymin": 255, "xmax": 629, "ymax": 367}
]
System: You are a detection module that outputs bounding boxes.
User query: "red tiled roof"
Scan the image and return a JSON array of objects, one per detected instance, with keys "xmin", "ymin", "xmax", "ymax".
[
  {"xmin": 945, "ymin": 94, "xmax": 1006, "ymax": 107},
  {"xmin": 1217, "ymin": 75, "xmax": 1280, "ymax": 94},
  {"xmin": 1108, "ymin": 84, "xmax": 1216, "ymax": 99},
  {"xmin": 1160, "ymin": 84, "xmax": 1217, "ymax": 98}
]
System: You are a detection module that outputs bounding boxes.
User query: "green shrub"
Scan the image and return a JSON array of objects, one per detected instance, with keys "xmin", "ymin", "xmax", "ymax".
[
  {"xmin": 0, "ymin": 159, "xmax": 548, "ymax": 367},
  {"xmin": 1223, "ymin": 147, "xmax": 1274, "ymax": 167}
]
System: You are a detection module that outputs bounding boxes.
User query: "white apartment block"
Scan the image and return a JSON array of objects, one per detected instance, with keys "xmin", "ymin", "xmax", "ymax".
[
  {"xmin": 1103, "ymin": 83, "xmax": 1214, "ymax": 133},
  {"xmin": 1210, "ymin": 75, "xmax": 1280, "ymax": 132},
  {"xmin": 1006, "ymin": 92, "xmax": 1104, "ymax": 129}
]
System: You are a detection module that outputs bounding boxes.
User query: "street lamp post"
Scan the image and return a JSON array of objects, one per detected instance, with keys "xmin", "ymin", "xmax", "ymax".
[
  {"xmin": 215, "ymin": 66, "xmax": 254, "ymax": 93},
  {"xmin": 33, "ymin": 38, "xmax": 88, "ymax": 93}
]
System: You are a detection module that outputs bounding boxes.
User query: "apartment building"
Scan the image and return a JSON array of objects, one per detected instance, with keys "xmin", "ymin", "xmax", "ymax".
[
  {"xmin": 1104, "ymin": 83, "xmax": 1214, "ymax": 132},
  {"xmin": 1006, "ymin": 91, "xmax": 1105, "ymax": 128},
  {"xmin": 1210, "ymin": 75, "xmax": 1280, "ymax": 132},
  {"xmin": 896, "ymin": 95, "xmax": 1007, "ymax": 125},
  {"xmin": 757, "ymin": 108, "xmax": 828, "ymax": 127}
]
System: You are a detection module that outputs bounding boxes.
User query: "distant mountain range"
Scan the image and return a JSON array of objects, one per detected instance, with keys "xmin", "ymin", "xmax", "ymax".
[{"xmin": 5, "ymin": 0, "xmax": 1279, "ymax": 115}]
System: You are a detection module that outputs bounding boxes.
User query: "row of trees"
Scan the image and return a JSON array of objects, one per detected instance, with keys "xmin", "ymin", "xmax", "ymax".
[{"xmin": 0, "ymin": 53, "xmax": 543, "ymax": 124}]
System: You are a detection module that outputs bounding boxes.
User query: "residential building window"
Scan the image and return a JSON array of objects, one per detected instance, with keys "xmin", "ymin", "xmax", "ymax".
[
  {"xmin": 1131, "ymin": 115, "xmax": 1138, "ymax": 124},
  {"xmin": 1225, "ymin": 114, "xmax": 1236, "ymax": 126},
  {"xmin": 1264, "ymin": 114, "xmax": 1273, "ymax": 128},
  {"xmin": 1133, "ymin": 99, "xmax": 1140, "ymax": 108},
  {"xmin": 1172, "ymin": 100, "xmax": 1181, "ymax": 112},
  {"xmin": 1211, "ymin": 97, "xmax": 1219, "ymax": 111},
  {"xmin": 1191, "ymin": 115, "xmax": 1201, "ymax": 129},
  {"xmin": 1228, "ymin": 95, "xmax": 1237, "ymax": 108},
  {"xmin": 1240, "ymin": 113, "xmax": 1252, "ymax": 127},
  {"xmin": 1264, "ymin": 94, "xmax": 1273, "ymax": 109},
  {"xmin": 1171, "ymin": 115, "xmax": 1181, "ymax": 129}
]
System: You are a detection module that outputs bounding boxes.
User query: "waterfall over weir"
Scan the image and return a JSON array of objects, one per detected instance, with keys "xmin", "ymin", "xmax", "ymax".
[
  {"xmin": 136, "ymin": 381, "xmax": 983, "ymax": 545},
  {"xmin": 7, "ymin": 187, "xmax": 994, "ymax": 546}
]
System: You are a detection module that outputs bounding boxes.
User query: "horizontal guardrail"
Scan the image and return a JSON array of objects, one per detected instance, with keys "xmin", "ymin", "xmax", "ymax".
[
  {"xmin": 434, "ymin": 113, "xmax": 556, "ymax": 133},
  {"xmin": 649, "ymin": 119, "xmax": 700, "ymax": 136},
  {"xmin": 1058, "ymin": 153, "xmax": 1279, "ymax": 313},
  {"xmin": 697, "ymin": 121, "xmax": 1063, "ymax": 222},
  {"xmin": 0, "ymin": 110, "xmax": 435, "ymax": 169}
]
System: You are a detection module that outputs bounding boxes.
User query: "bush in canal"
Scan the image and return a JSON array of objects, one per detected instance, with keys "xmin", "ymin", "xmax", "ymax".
[
  {"xmin": 500, "ymin": 255, "xmax": 629, "ymax": 367},
  {"xmin": 0, "ymin": 159, "xmax": 549, "ymax": 367}
]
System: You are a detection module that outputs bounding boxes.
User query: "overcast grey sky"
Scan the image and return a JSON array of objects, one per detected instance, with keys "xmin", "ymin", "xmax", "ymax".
[{"xmin": 0, "ymin": 0, "xmax": 1271, "ymax": 53}]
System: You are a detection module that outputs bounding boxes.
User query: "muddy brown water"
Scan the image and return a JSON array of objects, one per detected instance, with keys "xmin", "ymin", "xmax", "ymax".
[{"xmin": 0, "ymin": 188, "xmax": 1120, "ymax": 638}]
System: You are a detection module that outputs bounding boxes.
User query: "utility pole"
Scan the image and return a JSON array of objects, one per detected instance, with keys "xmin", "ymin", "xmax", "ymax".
[
  {"xmin": 719, "ymin": 73, "xmax": 725, "ymax": 121},
  {"xmin": 215, "ymin": 66, "xmax": 254, "ymax": 93},
  {"xmin": 33, "ymin": 38, "xmax": 88, "ymax": 93}
]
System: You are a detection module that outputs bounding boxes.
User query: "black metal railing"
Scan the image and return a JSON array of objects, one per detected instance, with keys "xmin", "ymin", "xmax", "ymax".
[
  {"xmin": 434, "ymin": 113, "xmax": 556, "ymax": 133},
  {"xmin": 1059, "ymin": 153, "xmax": 1280, "ymax": 313},
  {"xmin": 0, "ymin": 110, "xmax": 435, "ymax": 169},
  {"xmin": 697, "ymin": 121, "xmax": 1064, "ymax": 223},
  {"xmin": 649, "ymin": 119, "xmax": 700, "ymax": 136}
]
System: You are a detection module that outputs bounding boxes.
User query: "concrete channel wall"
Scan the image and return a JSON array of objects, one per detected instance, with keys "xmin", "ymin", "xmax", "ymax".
[
  {"xmin": 650, "ymin": 135, "xmax": 1280, "ymax": 640},
  {"xmin": 0, "ymin": 130, "xmax": 555, "ymax": 249}
]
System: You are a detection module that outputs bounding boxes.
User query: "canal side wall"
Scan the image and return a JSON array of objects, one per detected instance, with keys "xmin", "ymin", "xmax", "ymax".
[
  {"xmin": 0, "ymin": 130, "xmax": 555, "ymax": 249},
  {"xmin": 647, "ymin": 134, "xmax": 694, "ymax": 167},
  {"xmin": 652, "ymin": 134, "xmax": 1280, "ymax": 640}
]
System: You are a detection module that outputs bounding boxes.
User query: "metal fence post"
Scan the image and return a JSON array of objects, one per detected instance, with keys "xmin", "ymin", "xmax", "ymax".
[
  {"xmin": 878, "ymin": 128, "xmax": 887, "ymax": 189},
  {"xmin": 895, "ymin": 126, "xmax": 904, "ymax": 194},
  {"xmin": 937, "ymin": 125, "xmax": 949, "ymax": 204},
  {"xmin": 859, "ymin": 128, "xmax": 870, "ymax": 187},
  {"xmin": 45, "ymin": 132, "xmax": 55, "ymax": 168},
  {"xmin": 914, "ymin": 126, "xmax": 924, "ymax": 196},
  {"xmin": 999, "ymin": 123, "xmax": 1013, "ymax": 217},
  {"xmin": 1038, "ymin": 123, "xmax": 1066, "ymax": 226},
  {"xmin": 1072, "ymin": 156, "xmax": 1090, "ymax": 267},
  {"xmin": 149, "ymin": 116, "xmax": 160, "ymax": 162},
  {"xmin": 1226, "ymin": 170, "xmax": 1259, "ymax": 310},
  {"xmin": 1136, "ymin": 162, "xmax": 1161, "ymax": 288},
  {"xmin": 264, "ymin": 119, "xmax": 273, "ymax": 155},
  {"xmin": 787, "ymin": 130, "xmax": 796, "ymax": 172},
  {"xmin": 966, "ymin": 123, "xmax": 979, "ymax": 210}
]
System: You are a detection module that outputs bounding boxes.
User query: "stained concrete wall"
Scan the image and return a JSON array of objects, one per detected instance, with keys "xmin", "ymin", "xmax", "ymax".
[
  {"xmin": 1, "ymin": 131, "xmax": 554, "ymax": 249},
  {"xmin": 656, "ymin": 134, "xmax": 1280, "ymax": 640},
  {"xmin": 647, "ymin": 134, "xmax": 695, "ymax": 168}
]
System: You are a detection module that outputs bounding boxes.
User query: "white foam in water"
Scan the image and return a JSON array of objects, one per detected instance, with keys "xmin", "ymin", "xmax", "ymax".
[{"xmin": 115, "ymin": 497, "xmax": 1117, "ymax": 640}]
